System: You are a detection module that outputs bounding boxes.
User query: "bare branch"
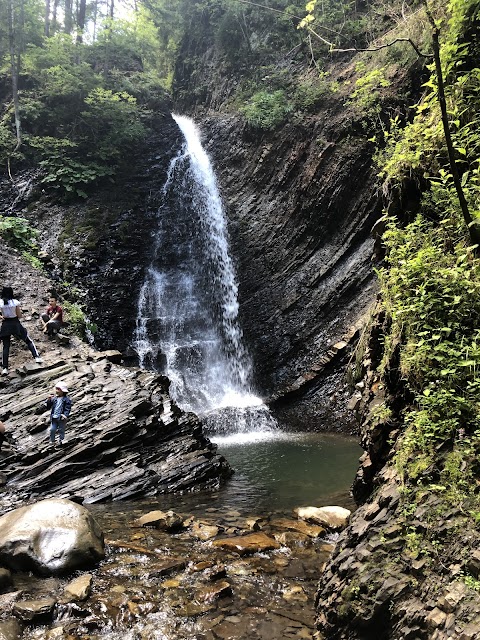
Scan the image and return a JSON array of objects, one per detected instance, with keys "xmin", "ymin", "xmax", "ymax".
[{"xmin": 324, "ymin": 35, "xmax": 433, "ymax": 58}]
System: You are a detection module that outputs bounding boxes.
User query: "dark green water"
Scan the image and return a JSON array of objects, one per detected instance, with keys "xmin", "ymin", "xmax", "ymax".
[{"xmin": 210, "ymin": 431, "xmax": 361, "ymax": 514}]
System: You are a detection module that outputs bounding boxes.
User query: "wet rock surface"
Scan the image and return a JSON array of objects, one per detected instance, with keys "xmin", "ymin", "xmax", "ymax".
[
  {"xmin": 0, "ymin": 249, "xmax": 232, "ymax": 508},
  {"xmin": 0, "ymin": 500, "xmax": 347, "ymax": 639},
  {"xmin": 0, "ymin": 499, "xmax": 104, "ymax": 576}
]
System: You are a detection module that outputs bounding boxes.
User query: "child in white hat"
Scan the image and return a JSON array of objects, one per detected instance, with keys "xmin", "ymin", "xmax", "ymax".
[{"xmin": 45, "ymin": 382, "xmax": 72, "ymax": 446}]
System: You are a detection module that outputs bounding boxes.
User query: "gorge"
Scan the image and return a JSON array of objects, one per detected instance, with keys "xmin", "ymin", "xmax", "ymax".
[{"xmin": 1, "ymin": 0, "xmax": 480, "ymax": 638}]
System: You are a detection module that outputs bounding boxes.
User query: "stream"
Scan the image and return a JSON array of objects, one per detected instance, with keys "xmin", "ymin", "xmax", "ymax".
[{"xmin": 5, "ymin": 431, "xmax": 359, "ymax": 640}]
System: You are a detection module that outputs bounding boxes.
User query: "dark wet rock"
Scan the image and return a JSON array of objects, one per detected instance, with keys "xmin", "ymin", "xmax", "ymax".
[
  {"xmin": 0, "ymin": 591, "xmax": 22, "ymax": 616},
  {"xmin": 0, "ymin": 567, "xmax": 13, "ymax": 592},
  {"xmin": 211, "ymin": 532, "xmax": 280, "ymax": 555},
  {"xmin": 204, "ymin": 565, "xmax": 227, "ymax": 581},
  {"xmin": 63, "ymin": 574, "xmax": 93, "ymax": 601},
  {"xmin": 0, "ymin": 499, "xmax": 104, "ymax": 575},
  {"xmin": 133, "ymin": 510, "xmax": 184, "ymax": 531},
  {"xmin": 144, "ymin": 558, "xmax": 186, "ymax": 578},
  {"xmin": 0, "ymin": 351, "xmax": 232, "ymax": 507},
  {"xmin": 12, "ymin": 598, "xmax": 56, "ymax": 623},
  {"xmin": 0, "ymin": 618, "xmax": 23, "ymax": 640},
  {"xmin": 466, "ymin": 550, "xmax": 480, "ymax": 578}
]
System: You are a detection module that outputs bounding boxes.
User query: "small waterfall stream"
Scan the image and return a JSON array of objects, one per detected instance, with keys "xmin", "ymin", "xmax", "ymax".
[{"xmin": 135, "ymin": 114, "xmax": 276, "ymax": 437}]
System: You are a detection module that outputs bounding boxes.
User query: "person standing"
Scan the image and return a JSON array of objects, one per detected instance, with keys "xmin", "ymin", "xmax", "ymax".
[
  {"xmin": 0, "ymin": 421, "xmax": 5, "ymax": 452},
  {"xmin": 41, "ymin": 295, "xmax": 64, "ymax": 337},
  {"xmin": 46, "ymin": 382, "xmax": 72, "ymax": 446},
  {"xmin": 0, "ymin": 286, "xmax": 43, "ymax": 375}
]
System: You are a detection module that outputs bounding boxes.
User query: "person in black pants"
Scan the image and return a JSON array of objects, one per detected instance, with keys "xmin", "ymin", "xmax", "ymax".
[{"xmin": 0, "ymin": 286, "xmax": 43, "ymax": 375}]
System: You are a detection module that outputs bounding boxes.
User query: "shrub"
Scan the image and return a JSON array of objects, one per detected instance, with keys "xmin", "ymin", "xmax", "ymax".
[
  {"xmin": 0, "ymin": 216, "xmax": 38, "ymax": 251},
  {"xmin": 241, "ymin": 89, "xmax": 293, "ymax": 129}
]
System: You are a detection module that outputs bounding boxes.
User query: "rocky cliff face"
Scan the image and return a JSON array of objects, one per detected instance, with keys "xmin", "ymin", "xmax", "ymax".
[
  {"xmin": 313, "ymin": 312, "xmax": 480, "ymax": 639},
  {"xmin": 202, "ymin": 111, "xmax": 380, "ymax": 429},
  {"xmin": 0, "ymin": 112, "xmax": 182, "ymax": 357}
]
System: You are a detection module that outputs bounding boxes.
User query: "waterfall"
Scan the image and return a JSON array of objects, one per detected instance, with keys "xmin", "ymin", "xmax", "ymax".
[{"xmin": 135, "ymin": 114, "xmax": 276, "ymax": 437}]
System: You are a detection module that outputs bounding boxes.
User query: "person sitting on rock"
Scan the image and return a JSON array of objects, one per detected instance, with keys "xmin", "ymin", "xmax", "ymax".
[
  {"xmin": 0, "ymin": 286, "xmax": 43, "ymax": 375},
  {"xmin": 41, "ymin": 295, "xmax": 64, "ymax": 337},
  {"xmin": 46, "ymin": 382, "xmax": 72, "ymax": 447}
]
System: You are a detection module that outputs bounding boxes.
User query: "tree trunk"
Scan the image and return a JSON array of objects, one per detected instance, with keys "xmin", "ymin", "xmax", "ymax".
[
  {"xmin": 8, "ymin": 0, "xmax": 21, "ymax": 150},
  {"xmin": 430, "ymin": 26, "xmax": 480, "ymax": 249},
  {"xmin": 65, "ymin": 0, "xmax": 73, "ymax": 33},
  {"xmin": 52, "ymin": 0, "xmax": 59, "ymax": 32},
  {"xmin": 44, "ymin": 0, "xmax": 51, "ymax": 36},
  {"xmin": 76, "ymin": 0, "xmax": 86, "ymax": 43}
]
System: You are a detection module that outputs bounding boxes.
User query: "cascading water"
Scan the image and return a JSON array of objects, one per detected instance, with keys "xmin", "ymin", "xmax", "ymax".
[{"xmin": 135, "ymin": 114, "xmax": 276, "ymax": 437}]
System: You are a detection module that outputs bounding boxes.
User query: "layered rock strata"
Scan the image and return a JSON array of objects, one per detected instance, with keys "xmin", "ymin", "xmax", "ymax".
[
  {"xmin": 314, "ymin": 313, "xmax": 480, "ymax": 639},
  {"xmin": 0, "ymin": 353, "xmax": 232, "ymax": 506}
]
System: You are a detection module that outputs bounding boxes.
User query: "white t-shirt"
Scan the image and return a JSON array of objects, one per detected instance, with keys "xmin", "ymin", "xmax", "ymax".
[{"xmin": 0, "ymin": 299, "xmax": 20, "ymax": 318}]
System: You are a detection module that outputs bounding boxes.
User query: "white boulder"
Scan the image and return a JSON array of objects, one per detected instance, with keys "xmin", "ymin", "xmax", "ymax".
[{"xmin": 0, "ymin": 498, "xmax": 104, "ymax": 576}]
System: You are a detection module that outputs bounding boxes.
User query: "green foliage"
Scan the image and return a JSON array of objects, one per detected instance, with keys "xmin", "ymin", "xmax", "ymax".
[
  {"xmin": 298, "ymin": 0, "xmax": 380, "ymax": 49},
  {"xmin": 372, "ymin": 1, "xmax": 480, "ymax": 506},
  {"xmin": 0, "ymin": 216, "xmax": 38, "ymax": 251},
  {"xmin": 81, "ymin": 88, "xmax": 146, "ymax": 161},
  {"xmin": 62, "ymin": 300, "xmax": 88, "ymax": 338},
  {"xmin": 29, "ymin": 136, "xmax": 114, "ymax": 198},
  {"xmin": 293, "ymin": 73, "xmax": 339, "ymax": 110},
  {"xmin": 348, "ymin": 65, "xmax": 391, "ymax": 117},
  {"xmin": 241, "ymin": 89, "xmax": 293, "ymax": 129}
]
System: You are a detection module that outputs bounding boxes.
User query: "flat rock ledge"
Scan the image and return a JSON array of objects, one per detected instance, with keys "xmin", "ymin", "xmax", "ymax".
[{"xmin": 0, "ymin": 353, "xmax": 232, "ymax": 508}]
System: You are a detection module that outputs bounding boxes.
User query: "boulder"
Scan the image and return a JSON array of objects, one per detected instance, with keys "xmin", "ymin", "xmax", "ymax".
[
  {"xmin": 294, "ymin": 506, "xmax": 351, "ymax": 530},
  {"xmin": 0, "ymin": 499, "xmax": 105, "ymax": 576},
  {"xmin": 191, "ymin": 521, "xmax": 219, "ymax": 541},
  {"xmin": 12, "ymin": 599, "xmax": 56, "ymax": 623}
]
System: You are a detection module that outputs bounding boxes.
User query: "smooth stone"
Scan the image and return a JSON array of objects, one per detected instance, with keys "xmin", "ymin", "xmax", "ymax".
[
  {"xmin": 197, "ymin": 580, "xmax": 232, "ymax": 603},
  {"xmin": 270, "ymin": 518, "xmax": 324, "ymax": 538},
  {"xmin": 282, "ymin": 585, "xmax": 308, "ymax": 602},
  {"xmin": 191, "ymin": 521, "xmax": 219, "ymax": 540},
  {"xmin": 144, "ymin": 558, "xmax": 186, "ymax": 577},
  {"xmin": 211, "ymin": 533, "xmax": 280, "ymax": 555},
  {"xmin": 274, "ymin": 531, "xmax": 311, "ymax": 547},
  {"xmin": 245, "ymin": 518, "xmax": 262, "ymax": 531},
  {"xmin": 0, "ymin": 499, "xmax": 104, "ymax": 576},
  {"xmin": 294, "ymin": 506, "xmax": 351, "ymax": 530},
  {"xmin": 63, "ymin": 573, "xmax": 93, "ymax": 601},
  {"xmin": 12, "ymin": 599, "xmax": 56, "ymax": 622},
  {"xmin": 133, "ymin": 510, "xmax": 184, "ymax": 531},
  {"xmin": 0, "ymin": 618, "xmax": 23, "ymax": 640}
]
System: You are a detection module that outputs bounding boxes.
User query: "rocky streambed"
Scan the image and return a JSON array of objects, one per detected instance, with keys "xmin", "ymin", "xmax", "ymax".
[{"xmin": 0, "ymin": 498, "xmax": 351, "ymax": 640}]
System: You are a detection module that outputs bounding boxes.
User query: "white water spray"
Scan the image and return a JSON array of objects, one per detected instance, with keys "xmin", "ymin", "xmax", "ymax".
[{"xmin": 134, "ymin": 115, "xmax": 276, "ymax": 436}]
